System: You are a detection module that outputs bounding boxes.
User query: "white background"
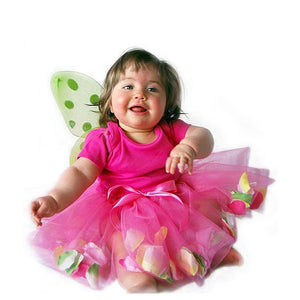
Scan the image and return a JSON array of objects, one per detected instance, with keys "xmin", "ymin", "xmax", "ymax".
[{"xmin": 1, "ymin": 0, "xmax": 299, "ymax": 298}]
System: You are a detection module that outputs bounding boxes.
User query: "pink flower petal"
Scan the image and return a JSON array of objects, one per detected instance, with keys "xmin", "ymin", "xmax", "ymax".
[
  {"xmin": 228, "ymin": 200, "xmax": 246, "ymax": 215},
  {"xmin": 250, "ymin": 191, "xmax": 264, "ymax": 209}
]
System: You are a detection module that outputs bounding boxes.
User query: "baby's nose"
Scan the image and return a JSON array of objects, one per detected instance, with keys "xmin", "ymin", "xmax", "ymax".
[{"xmin": 134, "ymin": 91, "xmax": 146, "ymax": 100}]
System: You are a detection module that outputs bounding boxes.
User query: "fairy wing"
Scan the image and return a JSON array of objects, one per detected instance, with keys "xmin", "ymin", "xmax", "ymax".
[
  {"xmin": 50, "ymin": 71, "xmax": 103, "ymax": 164},
  {"xmin": 51, "ymin": 71, "xmax": 103, "ymax": 136},
  {"xmin": 69, "ymin": 132, "xmax": 89, "ymax": 165}
]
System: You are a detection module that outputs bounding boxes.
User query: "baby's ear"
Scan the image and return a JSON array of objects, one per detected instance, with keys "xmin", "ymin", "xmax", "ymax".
[{"xmin": 109, "ymin": 100, "xmax": 114, "ymax": 113}]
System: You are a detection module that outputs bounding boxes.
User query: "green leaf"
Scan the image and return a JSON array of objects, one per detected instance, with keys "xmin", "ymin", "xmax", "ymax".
[
  {"xmin": 86, "ymin": 264, "xmax": 100, "ymax": 288},
  {"xmin": 87, "ymin": 263, "xmax": 99, "ymax": 278},
  {"xmin": 192, "ymin": 252, "xmax": 206, "ymax": 275},
  {"xmin": 57, "ymin": 250, "xmax": 83, "ymax": 275},
  {"xmin": 231, "ymin": 191, "xmax": 252, "ymax": 204}
]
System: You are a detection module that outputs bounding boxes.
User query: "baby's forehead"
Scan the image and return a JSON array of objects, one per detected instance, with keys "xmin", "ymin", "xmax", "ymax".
[
  {"xmin": 123, "ymin": 61, "xmax": 158, "ymax": 73},
  {"xmin": 119, "ymin": 63, "xmax": 162, "ymax": 81}
]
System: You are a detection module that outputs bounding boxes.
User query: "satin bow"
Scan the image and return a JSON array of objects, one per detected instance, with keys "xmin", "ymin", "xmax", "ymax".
[{"xmin": 108, "ymin": 181, "xmax": 187, "ymax": 230}]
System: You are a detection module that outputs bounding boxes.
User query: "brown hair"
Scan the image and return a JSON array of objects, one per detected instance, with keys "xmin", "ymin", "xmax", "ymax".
[{"xmin": 98, "ymin": 49, "xmax": 183, "ymax": 127}]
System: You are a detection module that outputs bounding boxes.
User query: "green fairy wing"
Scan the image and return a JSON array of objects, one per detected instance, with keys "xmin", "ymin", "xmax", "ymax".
[
  {"xmin": 50, "ymin": 71, "xmax": 103, "ymax": 164},
  {"xmin": 51, "ymin": 71, "xmax": 102, "ymax": 136}
]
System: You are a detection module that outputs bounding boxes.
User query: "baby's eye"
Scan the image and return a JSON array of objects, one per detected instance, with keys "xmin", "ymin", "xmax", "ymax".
[
  {"xmin": 148, "ymin": 87, "xmax": 158, "ymax": 92},
  {"xmin": 123, "ymin": 85, "xmax": 133, "ymax": 90}
]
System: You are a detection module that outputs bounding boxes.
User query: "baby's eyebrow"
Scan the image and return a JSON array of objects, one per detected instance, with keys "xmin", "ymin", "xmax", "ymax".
[
  {"xmin": 118, "ymin": 77, "xmax": 134, "ymax": 83},
  {"xmin": 119, "ymin": 77, "xmax": 162, "ymax": 86},
  {"xmin": 148, "ymin": 80, "xmax": 162, "ymax": 85}
]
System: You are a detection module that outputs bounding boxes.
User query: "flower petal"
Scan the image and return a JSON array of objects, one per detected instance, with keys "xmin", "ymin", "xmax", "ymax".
[
  {"xmin": 136, "ymin": 245, "xmax": 168, "ymax": 277},
  {"xmin": 154, "ymin": 226, "xmax": 168, "ymax": 245},
  {"xmin": 238, "ymin": 172, "xmax": 252, "ymax": 194},
  {"xmin": 177, "ymin": 247, "xmax": 198, "ymax": 276},
  {"xmin": 124, "ymin": 229, "xmax": 145, "ymax": 252},
  {"xmin": 57, "ymin": 250, "xmax": 84, "ymax": 275},
  {"xmin": 120, "ymin": 256, "xmax": 142, "ymax": 273},
  {"xmin": 83, "ymin": 242, "xmax": 108, "ymax": 266},
  {"xmin": 228, "ymin": 200, "xmax": 246, "ymax": 215},
  {"xmin": 86, "ymin": 263, "xmax": 100, "ymax": 289}
]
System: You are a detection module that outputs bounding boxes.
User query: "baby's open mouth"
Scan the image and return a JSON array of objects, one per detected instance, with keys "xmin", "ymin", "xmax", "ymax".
[{"xmin": 129, "ymin": 106, "xmax": 147, "ymax": 112}]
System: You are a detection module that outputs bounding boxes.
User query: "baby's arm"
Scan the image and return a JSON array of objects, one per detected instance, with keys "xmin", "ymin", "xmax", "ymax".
[
  {"xmin": 165, "ymin": 125, "xmax": 214, "ymax": 175},
  {"xmin": 31, "ymin": 157, "xmax": 99, "ymax": 226}
]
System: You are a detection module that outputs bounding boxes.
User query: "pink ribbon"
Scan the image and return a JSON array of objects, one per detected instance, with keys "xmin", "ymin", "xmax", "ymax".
[{"xmin": 108, "ymin": 180, "xmax": 187, "ymax": 230}]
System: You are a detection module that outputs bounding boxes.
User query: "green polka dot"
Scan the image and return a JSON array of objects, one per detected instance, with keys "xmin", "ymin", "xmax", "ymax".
[
  {"xmin": 64, "ymin": 100, "xmax": 74, "ymax": 109},
  {"xmin": 67, "ymin": 79, "xmax": 78, "ymax": 91},
  {"xmin": 82, "ymin": 122, "xmax": 92, "ymax": 132},
  {"xmin": 79, "ymin": 142, "xmax": 84, "ymax": 150},
  {"xmin": 69, "ymin": 120, "xmax": 76, "ymax": 128},
  {"xmin": 90, "ymin": 94, "xmax": 99, "ymax": 105}
]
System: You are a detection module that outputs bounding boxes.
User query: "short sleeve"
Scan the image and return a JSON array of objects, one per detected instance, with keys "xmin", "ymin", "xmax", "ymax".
[
  {"xmin": 170, "ymin": 119, "xmax": 190, "ymax": 144},
  {"xmin": 160, "ymin": 119, "xmax": 190, "ymax": 145},
  {"xmin": 77, "ymin": 128, "xmax": 109, "ymax": 172}
]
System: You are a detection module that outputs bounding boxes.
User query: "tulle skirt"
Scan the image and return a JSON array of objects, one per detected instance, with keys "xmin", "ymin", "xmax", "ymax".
[{"xmin": 30, "ymin": 148, "xmax": 274, "ymax": 289}]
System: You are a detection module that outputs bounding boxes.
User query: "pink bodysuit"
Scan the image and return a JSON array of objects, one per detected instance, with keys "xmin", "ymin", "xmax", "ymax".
[{"xmin": 78, "ymin": 120, "xmax": 189, "ymax": 191}]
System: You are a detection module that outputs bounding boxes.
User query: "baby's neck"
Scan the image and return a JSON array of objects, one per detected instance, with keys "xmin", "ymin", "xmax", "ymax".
[{"xmin": 122, "ymin": 129, "xmax": 157, "ymax": 144}]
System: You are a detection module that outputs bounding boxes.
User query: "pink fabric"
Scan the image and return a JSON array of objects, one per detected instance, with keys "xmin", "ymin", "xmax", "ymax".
[
  {"xmin": 30, "ymin": 120, "xmax": 274, "ymax": 289},
  {"xmin": 78, "ymin": 120, "xmax": 189, "ymax": 191}
]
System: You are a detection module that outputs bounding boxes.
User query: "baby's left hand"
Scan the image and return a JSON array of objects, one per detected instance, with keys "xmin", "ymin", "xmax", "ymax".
[{"xmin": 165, "ymin": 143, "xmax": 196, "ymax": 175}]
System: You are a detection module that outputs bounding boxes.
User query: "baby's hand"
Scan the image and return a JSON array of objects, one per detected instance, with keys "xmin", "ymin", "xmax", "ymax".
[
  {"xmin": 30, "ymin": 196, "xmax": 58, "ymax": 226},
  {"xmin": 165, "ymin": 143, "xmax": 196, "ymax": 175}
]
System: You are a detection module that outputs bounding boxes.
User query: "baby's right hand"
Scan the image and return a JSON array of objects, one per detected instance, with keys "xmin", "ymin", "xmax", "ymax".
[{"xmin": 30, "ymin": 196, "xmax": 58, "ymax": 226}]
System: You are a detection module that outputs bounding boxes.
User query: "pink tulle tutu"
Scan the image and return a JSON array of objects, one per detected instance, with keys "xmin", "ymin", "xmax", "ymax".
[{"xmin": 30, "ymin": 147, "xmax": 274, "ymax": 289}]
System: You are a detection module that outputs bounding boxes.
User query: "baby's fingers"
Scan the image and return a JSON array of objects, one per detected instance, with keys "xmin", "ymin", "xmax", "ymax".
[
  {"xmin": 30, "ymin": 196, "xmax": 57, "ymax": 226},
  {"xmin": 178, "ymin": 156, "xmax": 188, "ymax": 173},
  {"xmin": 166, "ymin": 156, "xmax": 182, "ymax": 174},
  {"xmin": 166, "ymin": 155, "xmax": 192, "ymax": 174},
  {"xmin": 165, "ymin": 156, "xmax": 177, "ymax": 174},
  {"xmin": 179, "ymin": 156, "xmax": 193, "ymax": 174},
  {"xmin": 30, "ymin": 201, "xmax": 42, "ymax": 226},
  {"xmin": 183, "ymin": 157, "xmax": 193, "ymax": 174}
]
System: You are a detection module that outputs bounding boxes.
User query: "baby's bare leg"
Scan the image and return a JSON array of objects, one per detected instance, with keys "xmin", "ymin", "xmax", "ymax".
[
  {"xmin": 219, "ymin": 248, "xmax": 243, "ymax": 267},
  {"xmin": 111, "ymin": 231, "xmax": 158, "ymax": 293},
  {"xmin": 197, "ymin": 199, "xmax": 243, "ymax": 267}
]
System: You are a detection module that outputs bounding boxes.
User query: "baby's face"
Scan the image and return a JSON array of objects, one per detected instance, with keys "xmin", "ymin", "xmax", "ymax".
[{"xmin": 110, "ymin": 66, "xmax": 166, "ymax": 133}]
